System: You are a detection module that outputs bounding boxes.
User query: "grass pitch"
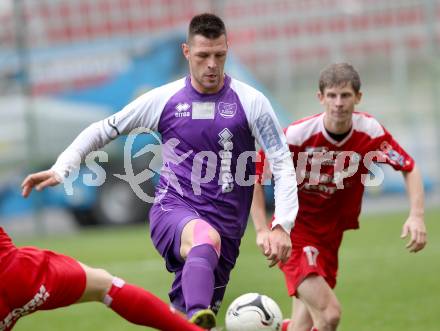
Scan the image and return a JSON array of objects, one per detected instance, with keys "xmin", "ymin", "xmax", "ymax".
[{"xmin": 12, "ymin": 208, "xmax": 440, "ymax": 331}]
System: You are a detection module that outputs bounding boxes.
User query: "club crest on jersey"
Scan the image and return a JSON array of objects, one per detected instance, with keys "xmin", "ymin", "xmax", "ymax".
[
  {"xmin": 175, "ymin": 103, "xmax": 191, "ymax": 118},
  {"xmin": 218, "ymin": 102, "xmax": 237, "ymax": 118}
]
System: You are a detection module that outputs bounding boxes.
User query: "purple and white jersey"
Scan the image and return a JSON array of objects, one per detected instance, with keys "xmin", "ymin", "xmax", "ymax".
[{"xmin": 52, "ymin": 75, "xmax": 298, "ymax": 238}]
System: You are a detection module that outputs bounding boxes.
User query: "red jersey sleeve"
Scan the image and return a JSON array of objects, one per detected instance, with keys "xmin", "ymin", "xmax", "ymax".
[
  {"xmin": 375, "ymin": 127, "xmax": 415, "ymax": 172},
  {"xmin": 255, "ymin": 149, "xmax": 267, "ymax": 184}
]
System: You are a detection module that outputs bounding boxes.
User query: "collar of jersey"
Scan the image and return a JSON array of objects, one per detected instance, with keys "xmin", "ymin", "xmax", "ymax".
[
  {"xmin": 320, "ymin": 113, "xmax": 354, "ymax": 147},
  {"xmin": 185, "ymin": 74, "xmax": 231, "ymax": 100}
]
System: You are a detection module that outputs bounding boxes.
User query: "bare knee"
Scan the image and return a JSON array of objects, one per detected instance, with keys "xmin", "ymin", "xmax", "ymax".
[
  {"xmin": 318, "ymin": 303, "xmax": 341, "ymax": 330},
  {"xmin": 325, "ymin": 304, "xmax": 341, "ymax": 328},
  {"xmin": 296, "ymin": 276, "xmax": 341, "ymax": 331},
  {"xmin": 78, "ymin": 263, "xmax": 114, "ymax": 303},
  {"xmin": 180, "ymin": 219, "xmax": 221, "ymax": 259}
]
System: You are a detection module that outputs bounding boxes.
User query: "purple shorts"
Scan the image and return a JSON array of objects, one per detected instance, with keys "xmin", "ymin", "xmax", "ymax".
[{"xmin": 149, "ymin": 195, "xmax": 241, "ymax": 314}]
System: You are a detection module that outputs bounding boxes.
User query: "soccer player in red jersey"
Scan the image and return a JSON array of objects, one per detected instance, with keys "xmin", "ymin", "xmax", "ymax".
[
  {"xmin": 252, "ymin": 63, "xmax": 427, "ymax": 331},
  {"xmin": 0, "ymin": 226, "xmax": 204, "ymax": 331}
]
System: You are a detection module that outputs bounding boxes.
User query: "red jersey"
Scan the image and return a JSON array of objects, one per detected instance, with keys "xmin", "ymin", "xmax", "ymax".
[
  {"xmin": 256, "ymin": 112, "xmax": 414, "ymax": 243},
  {"xmin": 0, "ymin": 227, "xmax": 86, "ymax": 331},
  {"xmin": 0, "ymin": 227, "xmax": 15, "ymax": 255}
]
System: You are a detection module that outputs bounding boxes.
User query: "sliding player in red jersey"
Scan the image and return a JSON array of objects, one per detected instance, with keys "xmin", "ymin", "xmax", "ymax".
[
  {"xmin": 0, "ymin": 226, "xmax": 204, "ymax": 331},
  {"xmin": 252, "ymin": 63, "xmax": 427, "ymax": 331}
]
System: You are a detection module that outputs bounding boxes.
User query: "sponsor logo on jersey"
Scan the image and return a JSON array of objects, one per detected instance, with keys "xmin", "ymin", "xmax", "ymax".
[
  {"xmin": 218, "ymin": 128, "xmax": 234, "ymax": 193},
  {"xmin": 380, "ymin": 141, "xmax": 406, "ymax": 167},
  {"xmin": 0, "ymin": 285, "xmax": 50, "ymax": 331},
  {"xmin": 192, "ymin": 102, "xmax": 215, "ymax": 119},
  {"xmin": 255, "ymin": 113, "xmax": 283, "ymax": 151},
  {"xmin": 218, "ymin": 102, "xmax": 237, "ymax": 118},
  {"xmin": 175, "ymin": 103, "xmax": 191, "ymax": 118}
]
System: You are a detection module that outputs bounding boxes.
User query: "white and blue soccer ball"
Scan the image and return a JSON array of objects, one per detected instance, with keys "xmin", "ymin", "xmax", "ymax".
[{"xmin": 225, "ymin": 293, "xmax": 283, "ymax": 331}]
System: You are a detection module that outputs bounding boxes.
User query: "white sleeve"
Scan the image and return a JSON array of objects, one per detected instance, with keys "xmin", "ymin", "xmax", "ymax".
[
  {"xmin": 234, "ymin": 80, "xmax": 298, "ymax": 233},
  {"xmin": 51, "ymin": 79, "xmax": 185, "ymax": 180}
]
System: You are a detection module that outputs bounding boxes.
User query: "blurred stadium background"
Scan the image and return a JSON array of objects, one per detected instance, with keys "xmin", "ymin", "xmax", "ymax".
[{"xmin": 0, "ymin": 0, "xmax": 439, "ymax": 330}]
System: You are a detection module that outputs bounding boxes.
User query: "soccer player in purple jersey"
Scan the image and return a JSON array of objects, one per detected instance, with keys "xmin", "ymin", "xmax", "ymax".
[{"xmin": 21, "ymin": 13, "xmax": 299, "ymax": 329}]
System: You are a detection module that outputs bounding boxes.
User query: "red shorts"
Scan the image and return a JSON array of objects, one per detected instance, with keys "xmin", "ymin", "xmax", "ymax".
[
  {"xmin": 279, "ymin": 233, "xmax": 343, "ymax": 297},
  {"xmin": 0, "ymin": 235, "xmax": 86, "ymax": 331}
]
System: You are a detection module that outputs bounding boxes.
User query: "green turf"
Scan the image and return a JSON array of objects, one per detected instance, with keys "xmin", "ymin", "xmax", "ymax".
[{"xmin": 12, "ymin": 208, "xmax": 440, "ymax": 331}]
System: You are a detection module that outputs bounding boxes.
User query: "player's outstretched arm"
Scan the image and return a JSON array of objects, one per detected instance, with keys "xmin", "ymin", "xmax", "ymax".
[
  {"xmin": 251, "ymin": 183, "xmax": 271, "ymax": 255},
  {"xmin": 251, "ymin": 183, "xmax": 292, "ymax": 267},
  {"xmin": 21, "ymin": 170, "xmax": 61, "ymax": 198},
  {"xmin": 401, "ymin": 165, "xmax": 427, "ymax": 252}
]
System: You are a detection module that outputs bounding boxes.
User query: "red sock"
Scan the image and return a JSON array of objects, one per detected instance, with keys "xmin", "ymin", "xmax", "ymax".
[
  {"xmin": 104, "ymin": 278, "xmax": 203, "ymax": 331},
  {"xmin": 282, "ymin": 319, "xmax": 290, "ymax": 331},
  {"xmin": 311, "ymin": 328, "xmax": 319, "ymax": 331}
]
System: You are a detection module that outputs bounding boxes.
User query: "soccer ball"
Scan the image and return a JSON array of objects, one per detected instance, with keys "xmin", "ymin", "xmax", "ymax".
[{"xmin": 225, "ymin": 293, "xmax": 283, "ymax": 331}]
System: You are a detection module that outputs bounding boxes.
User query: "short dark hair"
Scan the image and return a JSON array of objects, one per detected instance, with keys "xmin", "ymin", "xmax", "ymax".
[
  {"xmin": 319, "ymin": 63, "xmax": 361, "ymax": 94},
  {"xmin": 188, "ymin": 13, "xmax": 226, "ymax": 41}
]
